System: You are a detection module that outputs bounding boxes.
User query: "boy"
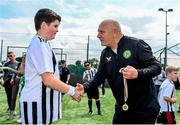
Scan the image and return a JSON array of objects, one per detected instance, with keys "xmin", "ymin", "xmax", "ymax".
[
  {"xmin": 157, "ymin": 66, "xmax": 177, "ymax": 124},
  {"xmin": 83, "ymin": 61, "xmax": 101, "ymax": 115},
  {"xmin": 20, "ymin": 8, "xmax": 82, "ymax": 124}
]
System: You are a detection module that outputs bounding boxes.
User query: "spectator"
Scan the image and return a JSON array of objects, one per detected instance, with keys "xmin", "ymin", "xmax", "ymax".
[
  {"xmin": 83, "ymin": 61, "xmax": 101, "ymax": 115},
  {"xmin": 2, "ymin": 51, "xmax": 18, "ymax": 119},
  {"xmin": 153, "ymin": 69, "xmax": 166, "ymax": 95},
  {"xmin": 59, "ymin": 60, "xmax": 70, "ymax": 84},
  {"xmin": 157, "ymin": 66, "xmax": 177, "ymax": 124}
]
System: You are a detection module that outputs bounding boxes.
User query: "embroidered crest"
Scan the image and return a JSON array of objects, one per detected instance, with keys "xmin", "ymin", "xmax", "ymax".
[
  {"xmin": 106, "ymin": 56, "xmax": 112, "ymax": 62},
  {"xmin": 123, "ymin": 50, "xmax": 131, "ymax": 59}
]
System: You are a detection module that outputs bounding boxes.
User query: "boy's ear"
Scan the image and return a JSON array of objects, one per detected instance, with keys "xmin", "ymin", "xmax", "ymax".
[{"xmin": 41, "ymin": 21, "xmax": 48, "ymax": 30}]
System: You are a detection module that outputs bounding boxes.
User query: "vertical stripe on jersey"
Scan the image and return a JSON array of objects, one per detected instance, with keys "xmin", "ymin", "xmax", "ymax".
[
  {"xmin": 42, "ymin": 83, "xmax": 47, "ymax": 124},
  {"xmin": 49, "ymin": 89, "xmax": 54, "ymax": 124},
  {"xmin": 23, "ymin": 102, "xmax": 29, "ymax": 124},
  {"xmin": 32, "ymin": 102, "xmax": 37, "ymax": 124}
]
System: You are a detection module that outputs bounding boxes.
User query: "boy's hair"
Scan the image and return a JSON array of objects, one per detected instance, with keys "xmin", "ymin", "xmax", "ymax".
[
  {"xmin": 84, "ymin": 61, "xmax": 92, "ymax": 67},
  {"xmin": 165, "ymin": 66, "xmax": 177, "ymax": 75},
  {"xmin": 34, "ymin": 8, "xmax": 61, "ymax": 31}
]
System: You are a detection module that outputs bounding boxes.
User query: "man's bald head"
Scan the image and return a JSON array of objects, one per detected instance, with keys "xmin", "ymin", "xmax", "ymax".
[{"xmin": 100, "ymin": 19, "xmax": 121, "ymax": 32}]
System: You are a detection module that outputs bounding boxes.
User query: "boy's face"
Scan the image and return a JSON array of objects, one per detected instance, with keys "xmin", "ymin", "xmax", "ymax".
[
  {"xmin": 84, "ymin": 63, "xmax": 91, "ymax": 70},
  {"xmin": 168, "ymin": 71, "xmax": 178, "ymax": 81},
  {"xmin": 45, "ymin": 20, "xmax": 60, "ymax": 40}
]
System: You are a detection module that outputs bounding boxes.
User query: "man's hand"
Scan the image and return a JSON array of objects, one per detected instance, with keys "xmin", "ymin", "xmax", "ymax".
[
  {"xmin": 71, "ymin": 83, "xmax": 84, "ymax": 102},
  {"xmin": 121, "ymin": 65, "xmax": 138, "ymax": 79},
  {"xmin": 10, "ymin": 79, "xmax": 14, "ymax": 85},
  {"xmin": 76, "ymin": 83, "xmax": 84, "ymax": 96}
]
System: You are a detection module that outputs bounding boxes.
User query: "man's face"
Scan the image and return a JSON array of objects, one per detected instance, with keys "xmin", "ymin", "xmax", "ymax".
[
  {"xmin": 97, "ymin": 22, "xmax": 115, "ymax": 47},
  {"xmin": 61, "ymin": 63, "xmax": 66, "ymax": 67},
  {"xmin": 8, "ymin": 53, "xmax": 15, "ymax": 61},
  {"xmin": 45, "ymin": 20, "xmax": 60, "ymax": 41}
]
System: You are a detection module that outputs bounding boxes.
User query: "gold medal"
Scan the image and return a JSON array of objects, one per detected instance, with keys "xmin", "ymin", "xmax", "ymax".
[
  {"xmin": 119, "ymin": 67, "xmax": 129, "ymax": 111},
  {"xmin": 122, "ymin": 103, "xmax": 129, "ymax": 111}
]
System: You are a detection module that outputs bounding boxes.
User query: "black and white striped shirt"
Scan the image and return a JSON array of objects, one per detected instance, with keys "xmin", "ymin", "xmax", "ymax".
[
  {"xmin": 83, "ymin": 68, "xmax": 97, "ymax": 82},
  {"xmin": 20, "ymin": 35, "xmax": 62, "ymax": 124}
]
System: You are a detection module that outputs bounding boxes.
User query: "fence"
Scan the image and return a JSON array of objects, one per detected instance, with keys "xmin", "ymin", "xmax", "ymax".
[{"xmin": 0, "ymin": 32, "xmax": 180, "ymax": 67}]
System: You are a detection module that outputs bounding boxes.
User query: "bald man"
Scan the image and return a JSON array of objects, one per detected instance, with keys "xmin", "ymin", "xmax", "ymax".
[{"xmin": 77, "ymin": 19, "xmax": 161, "ymax": 124}]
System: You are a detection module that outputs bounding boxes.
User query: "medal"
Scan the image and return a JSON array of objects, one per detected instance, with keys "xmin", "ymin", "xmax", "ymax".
[
  {"xmin": 119, "ymin": 67, "xmax": 129, "ymax": 111},
  {"xmin": 122, "ymin": 103, "xmax": 129, "ymax": 111}
]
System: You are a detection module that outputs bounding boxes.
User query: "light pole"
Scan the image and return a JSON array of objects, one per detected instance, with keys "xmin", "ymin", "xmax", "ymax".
[{"xmin": 158, "ymin": 8, "xmax": 173, "ymax": 71}]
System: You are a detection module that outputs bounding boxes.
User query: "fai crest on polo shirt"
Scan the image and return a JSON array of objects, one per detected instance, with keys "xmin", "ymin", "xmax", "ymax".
[{"xmin": 123, "ymin": 50, "xmax": 131, "ymax": 59}]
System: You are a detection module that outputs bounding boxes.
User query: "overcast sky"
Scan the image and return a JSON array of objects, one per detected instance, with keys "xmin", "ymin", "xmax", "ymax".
[{"xmin": 0, "ymin": 0, "xmax": 180, "ymax": 65}]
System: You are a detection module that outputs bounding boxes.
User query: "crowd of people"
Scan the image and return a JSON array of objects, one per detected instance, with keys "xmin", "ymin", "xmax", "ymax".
[{"xmin": 0, "ymin": 8, "xmax": 180, "ymax": 124}]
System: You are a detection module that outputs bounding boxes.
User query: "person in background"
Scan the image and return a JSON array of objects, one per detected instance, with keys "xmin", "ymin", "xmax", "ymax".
[
  {"xmin": 20, "ymin": 8, "xmax": 82, "ymax": 124},
  {"xmin": 153, "ymin": 69, "xmax": 166, "ymax": 95},
  {"xmin": 157, "ymin": 66, "xmax": 177, "ymax": 124},
  {"xmin": 7, "ymin": 53, "xmax": 26, "ymax": 120},
  {"xmin": 76, "ymin": 19, "xmax": 161, "ymax": 124},
  {"xmin": 101, "ymin": 79, "xmax": 106, "ymax": 98},
  {"xmin": 58, "ymin": 60, "xmax": 70, "ymax": 100},
  {"xmin": 83, "ymin": 61, "xmax": 101, "ymax": 115},
  {"xmin": 175, "ymin": 72, "xmax": 180, "ymax": 113},
  {"xmin": 2, "ymin": 51, "xmax": 18, "ymax": 119},
  {"xmin": 59, "ymin": 60, "xmax": 70, "ymax": 84}
]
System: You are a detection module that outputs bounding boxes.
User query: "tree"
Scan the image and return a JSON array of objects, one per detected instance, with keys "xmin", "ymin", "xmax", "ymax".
[{"xmin": 75, "ymin": 60, "xmax": 82, "ymax": 67}]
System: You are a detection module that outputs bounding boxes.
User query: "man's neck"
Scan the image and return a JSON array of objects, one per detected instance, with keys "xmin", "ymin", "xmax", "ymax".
[{"xmin": 110, "ymin": 34, "xmax": 123, "ymax": 50}]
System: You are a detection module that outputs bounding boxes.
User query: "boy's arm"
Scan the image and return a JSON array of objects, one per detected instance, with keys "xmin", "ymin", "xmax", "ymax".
[
  {"xmin": 164, "ymin": 96, "xmax": 176, "ymax": 103},
  {"xmin": 41, "ymin": 72, "xmax": 82, "ymax": 101}
]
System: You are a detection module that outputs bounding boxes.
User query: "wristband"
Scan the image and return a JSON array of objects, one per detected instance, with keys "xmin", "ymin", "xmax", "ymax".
[{"xmin": 67, "ymin": 86, "xmax": 75, "ymax": 96}]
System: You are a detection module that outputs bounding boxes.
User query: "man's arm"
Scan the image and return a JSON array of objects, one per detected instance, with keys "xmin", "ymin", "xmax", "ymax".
[
  {"xmin": 66, "ymin": 74, "xmax": 70, "ymax": 84},
  {"xmin": 0, "ymin": 67, "xmax": 19, "ymax": 74},
  {"xmin": 136, "ymin": 40, "xmax": 161, "ymax": 79}
]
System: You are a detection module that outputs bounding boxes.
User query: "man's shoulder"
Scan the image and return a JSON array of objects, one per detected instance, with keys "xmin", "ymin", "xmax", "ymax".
[
  {"xmin": 101, "ymin": 47, "xmax": 111, "ymax": 55},
  {"xmin": 124, "ymin": 35, "xmax": 141, "ymax": 41},
  {"xmin": 3, "ymin": 61, "xmax": 11, "ymax": 66}
]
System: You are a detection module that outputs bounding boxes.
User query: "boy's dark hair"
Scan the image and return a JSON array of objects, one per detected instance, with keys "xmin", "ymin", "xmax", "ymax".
[
  {"xmin": 84, "ymin": 61, "xmax": 92, "ymax": 67},
  {"xmin": 34, "ymin": 8, "xmax": 61, "ymax": 31}
]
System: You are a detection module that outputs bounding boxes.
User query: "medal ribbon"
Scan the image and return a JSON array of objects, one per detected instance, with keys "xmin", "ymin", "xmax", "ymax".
[
  {"xmin": 119, "ymin": 68, "xmax": 128, "ymax": 104},
  {"xmin": 123, "ymin": 77, "xmax": 128, "ymax": 104}
]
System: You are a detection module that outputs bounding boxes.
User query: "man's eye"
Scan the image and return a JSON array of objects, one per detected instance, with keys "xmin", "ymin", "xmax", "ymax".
[{"xmin": 100, "ymin": 31, "xmax": 105, "ymax": 34}]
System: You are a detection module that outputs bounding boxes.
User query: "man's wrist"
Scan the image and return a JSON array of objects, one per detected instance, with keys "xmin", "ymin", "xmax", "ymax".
[{"xmin": 67, "ymin": 85, "xmax": 75, "ymax": 96}]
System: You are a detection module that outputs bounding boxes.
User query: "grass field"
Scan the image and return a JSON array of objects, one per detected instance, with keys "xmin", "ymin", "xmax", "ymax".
[{"xmin": 0, "ymin": 86, "xmax": 179, "ymax": 124}]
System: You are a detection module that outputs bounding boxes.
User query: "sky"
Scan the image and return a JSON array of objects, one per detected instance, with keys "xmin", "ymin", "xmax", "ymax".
[{"xmin": 0, "ymin": 0, "xmax": 180, "ymax": 66}]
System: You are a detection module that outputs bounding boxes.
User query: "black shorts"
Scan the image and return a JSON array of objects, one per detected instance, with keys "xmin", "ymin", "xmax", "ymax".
[
  {"xmin": 156, "ymin": 112, "xmax": 176, "ymax": 124},
  {"xmin": 87, "ymin": 88, "xmax": 99, "ymax": 99}
]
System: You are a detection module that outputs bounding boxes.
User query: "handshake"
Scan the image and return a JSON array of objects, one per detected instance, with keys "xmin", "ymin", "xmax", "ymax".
[{"xmin": 68, "ymin": 83, "xmax": 85, "ymax": 102}]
